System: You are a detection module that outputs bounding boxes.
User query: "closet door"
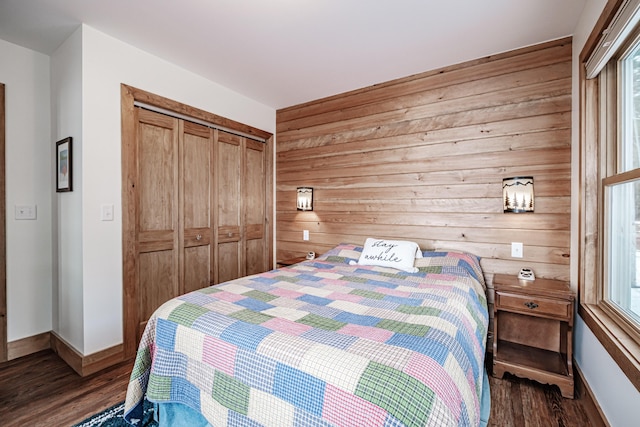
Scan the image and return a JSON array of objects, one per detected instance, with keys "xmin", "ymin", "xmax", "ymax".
[
  {"xmin": 122, "ymin": 85, "xmax": 274, "ymax": 357},
  {"xmin": 134, "ymin": 110, "xmax": 214, "ymax": 339},
  {"xmin": 244, "ymin": 139, "xmax": 268, "ymax": 275},
  {"xmin": 181, "ymin": 121, "xmax": 214, "ymax": 293},
  {"xmin": 136, "ymin": 108, "xmax": 179, "ymax": 338},
  {"xmin": 215, "ymin": 130, "xmax": 242, "ymax": 282}
]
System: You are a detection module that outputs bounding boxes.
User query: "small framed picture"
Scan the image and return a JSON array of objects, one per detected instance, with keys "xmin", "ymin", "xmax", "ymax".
[{"xmin": 56, "ymin": 137, "xmax": 72, "ymax": 192}]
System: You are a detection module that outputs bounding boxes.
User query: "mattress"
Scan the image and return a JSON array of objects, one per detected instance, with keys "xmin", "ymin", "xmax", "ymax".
[{"xmin": 124, "ymin": 243, "xmax": 489, "ymax": 426}]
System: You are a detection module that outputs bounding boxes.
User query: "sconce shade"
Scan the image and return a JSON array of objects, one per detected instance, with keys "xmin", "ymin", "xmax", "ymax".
[
  {"xmin": 503, "ymin": 176, "xmax": 534, "ymax": 213},
  {"xmin": 297, "ymin": 187, "xmax": 313, "ymax": 211}
]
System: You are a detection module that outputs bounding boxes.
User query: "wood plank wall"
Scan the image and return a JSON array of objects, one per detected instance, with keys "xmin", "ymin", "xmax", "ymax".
[{"xmin": 275, "ymin": 38, "xmax": 572, "ymax": 302}]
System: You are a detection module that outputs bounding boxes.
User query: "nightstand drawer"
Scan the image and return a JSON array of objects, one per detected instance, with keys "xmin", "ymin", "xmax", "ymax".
[{"xmin": 496, "ymin": 292, "xmax": 571, "ymax": 319}]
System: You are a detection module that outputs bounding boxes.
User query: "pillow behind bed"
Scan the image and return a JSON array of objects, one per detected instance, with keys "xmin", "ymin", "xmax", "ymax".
[{"xmin": 352, "ymin": 237, "xmax": 422, "ymax": 273}]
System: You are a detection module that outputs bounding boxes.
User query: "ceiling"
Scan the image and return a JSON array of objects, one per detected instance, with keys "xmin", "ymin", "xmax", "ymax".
[{"xmin": 0, "ymin": 0, "xmax": 586, "ymax": 110}]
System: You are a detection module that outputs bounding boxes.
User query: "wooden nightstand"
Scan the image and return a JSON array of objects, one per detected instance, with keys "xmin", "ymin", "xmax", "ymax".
[
  {"xmin": 492, "ymin": 273, "xmax": 575, "ymax": 398},
  {"xmin": 276, "ymin": 256, "xmax": 307, "ymax": 268}
]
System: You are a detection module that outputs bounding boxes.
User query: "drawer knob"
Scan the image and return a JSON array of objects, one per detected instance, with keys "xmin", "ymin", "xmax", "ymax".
[
  {"xmin": 524, "ymin": 301, "xmax": 539, "ymax": 309},
  {"xmin": 196, "ymin": 234, "xmax": 202, "ymax": 241}
]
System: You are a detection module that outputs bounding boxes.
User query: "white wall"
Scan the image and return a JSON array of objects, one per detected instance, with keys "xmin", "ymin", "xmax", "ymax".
[
  {"xmin": 0, "ymin": 24, "xmax": 275, "ymax": 356},
  {"xmin": 574, "ymin": 318, "xmax": 638, "ymax": 424},
  {"xmin": 77, "ymin": 25, "xmax": 275, "ymax": 354},
  {"xmin": 51, "ymin": 27, "xmax": 84, "ymax": 350},
  {"xmin": 0, "ymin": 39, "xmax": 53, "ymax": 342},
  {"xmin": 572, "ymin": 1, "xmax": 640, "ymax": 424}
]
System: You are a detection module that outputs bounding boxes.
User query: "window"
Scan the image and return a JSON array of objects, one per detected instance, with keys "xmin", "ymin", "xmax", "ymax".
[
  {"xmin": 605, "ymin": 179, "xmax": 640, "ymax": 328},
  {"xmin": 580, "ymin": 0, "xmax": 640, "ymax": 392},
  {"xmin": 602, "ymin": 41, "xmax": 640, "ymax": 335}
]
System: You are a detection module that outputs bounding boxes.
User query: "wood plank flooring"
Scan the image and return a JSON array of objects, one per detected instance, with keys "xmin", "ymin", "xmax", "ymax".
[
  {"xmin": 487, "ymin": 373, "xmax": 600, "ymax": 427},
  {"xmin": 0, "ymin": 350, "xmax": 133, "ymax": 426},
  {"xmin": 0, "ymin": 350, "xmax": 601, "ymax": 426}
]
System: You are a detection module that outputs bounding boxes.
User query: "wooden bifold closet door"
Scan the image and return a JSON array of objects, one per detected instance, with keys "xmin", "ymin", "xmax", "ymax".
[
  {"xmin": 243, "ymin": 137, "xmax": 268, "ymax": 276},
  {"xmin": 215, "ymin": 131, "xmax": 268, "ymax": 283},
  {"xmin": 133, "ymin": 107, "xmax": 268, "ymax": 342},
  {"xmin": 216, "ymin": 130, "xmax": 242, "ymax": 282},
  {"xmin": 135, "ymin": 108, "xmax": 214, "ymax": 338}
]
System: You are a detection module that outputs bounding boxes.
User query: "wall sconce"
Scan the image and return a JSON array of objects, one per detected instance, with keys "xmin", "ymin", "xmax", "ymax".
[
  {"xmin": 503, "ymin": 176, "xmax": 534, "ymax": 213},
  {"xmin": 297, "ymin": 187, "xmax": 313, "ymax": 211}
]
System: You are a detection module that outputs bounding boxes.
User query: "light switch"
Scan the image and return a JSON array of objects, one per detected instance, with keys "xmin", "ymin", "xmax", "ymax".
[
  {"xmin": 101, "ymin": 204, "xmax": 114, "ymax": 221},
  {"xmin": 15, "ymin": 205, "xmax": 36, "ymax": 220},
  {"xmin": 303, "ymin": 230, "xmax": 309, "ymax": 241}
]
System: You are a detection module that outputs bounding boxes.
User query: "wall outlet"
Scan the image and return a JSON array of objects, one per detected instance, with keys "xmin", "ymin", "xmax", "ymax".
[
  {"xmin": 303, "ymin": 230, "xmax": 309, "ymax": 241},
  {"xmin": 511, "ymin": 242, "xmax": 523, "ymax": 258}
]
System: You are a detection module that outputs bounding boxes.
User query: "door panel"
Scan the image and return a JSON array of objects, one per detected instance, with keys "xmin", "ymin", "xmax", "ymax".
[
  {"xmin": 138, "ymin": 121, "xmax": 177, "ymax": 232},
  {"xmin": 245, "ymin": 239, "xmax": 264, "ymax": 276},
  {"xmin": 182, "ymin": 121, "xmax": 213, "ymax": 291},
  {"xmin": 136, "ymin": 109, "xmax": 179, "ymax": 340},
  {"xmin": 184, "ymin": 246, "xmax": 211, "ymax": 294},
  {"xmin": 183, "ymin": 122, "xmax": 211, "ymax": 229},
  {"xmin": 218, "ymin": 242, "xmax": 240, "ymax": 283},
  {"xmin": 216, "ymin": 131, "xmax": 242, "ymax": 281},
  {"xmin": 217, "ymin": 131, "xmax": 241, "ymax": 226},
  {"xmin": 139, "ymin": 250, "xmax": 176, "ymax": 326},
  {"xmin": 244, "ymin": 139, "xmax": 267, "ymax": 275}
]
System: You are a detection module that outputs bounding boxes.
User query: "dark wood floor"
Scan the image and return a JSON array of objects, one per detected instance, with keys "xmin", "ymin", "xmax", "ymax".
[
  {"xmin": 0, "ymin": 350, "xmax": 602, "ymax": 427},
  {"xmin": 0, "ymin": 350, "xmax": 134, "ymax": 426},
  {"xmin": 487, "ymin": 372, "xmax": 600, "ymax": 427}
]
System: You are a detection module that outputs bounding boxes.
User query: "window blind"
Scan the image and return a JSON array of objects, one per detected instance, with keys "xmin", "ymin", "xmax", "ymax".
[{"xmin": 585, "ymin": 0, "xmax": 640, "ymax": 78}]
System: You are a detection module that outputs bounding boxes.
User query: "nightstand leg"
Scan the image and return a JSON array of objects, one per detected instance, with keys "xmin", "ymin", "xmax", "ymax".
[
  {"xmin": 559, "ymin": 381, "xmax": 574, "ymax": 399},
  {"xmin": 492, "ymin": 363, "xmax": 505, "ymax": 379}
]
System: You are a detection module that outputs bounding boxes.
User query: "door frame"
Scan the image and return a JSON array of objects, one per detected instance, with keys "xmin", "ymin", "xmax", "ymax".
[
  {"xmin": 1, "ymin": 83, "xmax": 7, "ymax": 362},
  {"xmin": 120, "ymin": 84, "xmax": 273, "ymax": 357}
]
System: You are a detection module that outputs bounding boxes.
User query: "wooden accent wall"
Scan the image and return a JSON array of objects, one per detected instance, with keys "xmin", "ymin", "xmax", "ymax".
[{"xmin": 275, "ymin": 38, "xmax": 572, "ymax": 294}]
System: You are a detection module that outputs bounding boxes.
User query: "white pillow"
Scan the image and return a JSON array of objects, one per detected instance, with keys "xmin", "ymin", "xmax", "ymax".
[{"xmin": 353, "ymin": 238, "xmax": 422, "ymax": 273}]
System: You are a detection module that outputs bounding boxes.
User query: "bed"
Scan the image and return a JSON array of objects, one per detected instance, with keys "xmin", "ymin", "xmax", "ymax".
[{"xmin": 124, "ymin": 242, "xmax": 490, "ymax": 427}]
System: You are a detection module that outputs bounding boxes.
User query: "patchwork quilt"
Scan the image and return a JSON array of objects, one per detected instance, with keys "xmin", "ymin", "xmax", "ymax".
[{"xmin": 124, "ymin": 244, "xmax": 488, "ymax": 427}]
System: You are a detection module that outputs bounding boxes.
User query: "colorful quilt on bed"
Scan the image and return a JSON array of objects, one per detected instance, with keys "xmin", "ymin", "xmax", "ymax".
[{"xmin": 124, "ymin": 243, "xmax": 488, "ymax": 427}]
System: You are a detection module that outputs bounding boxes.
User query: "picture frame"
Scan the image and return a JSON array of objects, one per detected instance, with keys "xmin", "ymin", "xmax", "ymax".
[{"xmin": 56, "ymin": 137, "xmax": 72, "ymax": 192}]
